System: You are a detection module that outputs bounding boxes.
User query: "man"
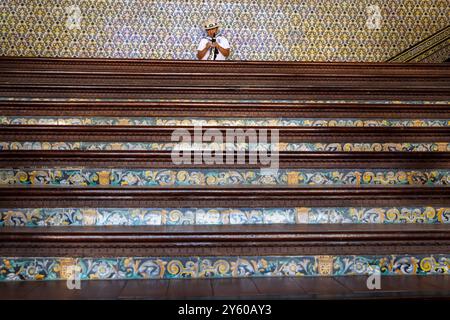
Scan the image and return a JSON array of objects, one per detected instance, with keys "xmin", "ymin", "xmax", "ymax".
[{"xmin": 197, "ymin": 18, "xmax": 230, "ymax": 60}]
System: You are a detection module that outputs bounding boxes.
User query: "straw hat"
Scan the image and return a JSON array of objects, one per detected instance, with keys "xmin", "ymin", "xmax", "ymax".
[{"xmin": 203, "ymin": 17, "xmax": 219, "ymax": 30}]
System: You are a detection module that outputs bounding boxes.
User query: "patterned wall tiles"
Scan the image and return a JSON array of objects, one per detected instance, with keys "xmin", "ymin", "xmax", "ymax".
[
  {"xmin": 1, "ymin": 168, "xmax": 449, "ymax": 187},
  {"xmin": 1, "ymin": 0, "xmax": 449, "ymax": 61},
  {"xmin": 1, "ymin": 116, "xmax": 449, "ymax": 127},
  {"xmin": 1, "ymin": 207, "xmax": 448, "ymax": 227},
  {"xmin": 388, "ymin": 25, "xmax": 450, "ymax": 62},
  {"xmin": 1, "ymin": 255, "xmax": 449, "ymax": 281},
  {"xmin": 1, "ymin": 141, "xmax": 449, "ymax": 152},
  {"xmin": 283, "ymin": 143, "xmax": 450, "ymax": 152}
]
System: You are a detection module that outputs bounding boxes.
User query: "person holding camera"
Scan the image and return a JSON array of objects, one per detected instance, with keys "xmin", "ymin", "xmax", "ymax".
[{"xmin": 197, "ymin": 18, "xmax": 230, "ymax": 60}]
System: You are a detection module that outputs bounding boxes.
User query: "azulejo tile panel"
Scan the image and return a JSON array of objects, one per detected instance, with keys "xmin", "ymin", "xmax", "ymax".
[
  {"xmin": 1, "ymin": 169, "xmax": 449, "ymax": 187},
  {"xmin": 1, "ymin": 255, "xmax": 449, "ymax": 281},
  {"xmin": 1, "ymin": 116, "xmax": 449, "ymax": 127},
  {"xmin": 1, "ymin": 141, "xmax": 450, "ymax": 152},
  {"xmin": 1, "ymin": 0, "xmax": 449, "ymax": 62},
  {"xmin": 1, "ymin": 207, "xmax": 449, "ymax": 227},
  {"xmin": 1, "ymin": 141, "xmax": 449, "ymax": 152},
  {"xmin": 388, "ymin": 25, "xmax": 450, "ymax": 63}
]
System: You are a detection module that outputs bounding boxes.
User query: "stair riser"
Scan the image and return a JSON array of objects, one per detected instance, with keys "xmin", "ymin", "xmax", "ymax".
[
  {"xmin": 1, "ymin": 254, "xmax": 449, "ymax": 281},
  {"xmin": 1, "ymin": 169, "xmax": 449, "ymax": 187},
  {"xmin": 1, "ymin": 207, "xmax": 449, "ymax": 226},
  {"xmin": 2, "ymin": 142, "xmax": 449, "ymax": 152},
  {"xmin": 2, "ymin": 116, "xmax": 449, "ymax": 127}
]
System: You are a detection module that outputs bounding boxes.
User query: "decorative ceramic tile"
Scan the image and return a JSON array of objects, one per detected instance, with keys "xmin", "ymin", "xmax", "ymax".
[
  {"xmin": 1, "ymin": 168, "xmax": 448, "ymax": 187},
  {"xmin": 332, "ymin": 255, "xmax": 355, "ymax": 276},
  {"xmin": 0, "ymin": 142, "xmax": 83, "ymax": 150},
  {"xmin": 1, "ymin": 255, "xmax": 449, "ymax": 281},
  {"xmin": 2, "ymin": 207, "xmax": 448, "ymax": 227},
  {"xmin": 284, "ymin": 143, "xmax": 450, "ymax": 152},
  {"xmin": 276, "ymin": 256, "xmax": 318, "ymax": 276},
  {"xmin": 1, "ymin": 116, "xmax": 449, "ymax": 127},
  {"xmin": 2, "ymin": 141, "xmax": 449, "ymax": 152},
  {"xmin": 198, "ymin": 257, "xmax": 234, "ymax": 278},
  {"xmin": 1, "ymin": 0, "xmax": 448, "ymax": 62},
  {"xmin": 78, "ymin": 258, "xmax": 120, "ymax": 280},
  {"xmin": 388, "ymin": 26, "xmax": 450, "ymax": 63},
  {"xmin": 0, "ymin": 258, "xmax": 62, "ymax": 281},
  {"xmin": 116, "ymin": 257, "xmax": 169, "ymax": 279}
]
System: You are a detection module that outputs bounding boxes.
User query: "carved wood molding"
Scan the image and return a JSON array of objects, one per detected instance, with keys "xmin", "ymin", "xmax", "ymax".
[
  {"xmin": 1, "ymin": 85, "xmax": 449, "ymax": 100},
  {"xmin": 1, "ymin": 58, "xmax": 449, "ymax": 100},
  {"xmin": 1, "ymin": 224, "xmax": 449, "ymax": 256},
  {"xmin": 1, "ymin": 151, "xmax": 450, "ymax": 169},
  {"xmin": 1, "ymin": 57, "xmax": 449, "ymax": 74},
  {"xmin": 1, "ymin": 126, "xmax": 449, "ymax": 142},
  {"xmin": 0, "ymin": 186, "xmax": 449, "ymax": 208},
  {"xmin": 0, "ymin": 101, "xmax": 449, "ymax": 118}
]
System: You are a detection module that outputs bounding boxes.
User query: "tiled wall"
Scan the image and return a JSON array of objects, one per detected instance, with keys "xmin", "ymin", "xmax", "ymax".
[{"xmin": 1, "ymin": 0, "xmax": 449, "ymax": 61}]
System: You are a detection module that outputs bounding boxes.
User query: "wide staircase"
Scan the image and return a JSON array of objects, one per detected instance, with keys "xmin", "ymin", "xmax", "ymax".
[{"xmin": 0, "ymin": 58, "xmax": 449, "ymax": 288}]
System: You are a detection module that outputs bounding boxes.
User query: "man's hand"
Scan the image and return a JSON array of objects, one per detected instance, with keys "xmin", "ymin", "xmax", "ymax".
[
  {"xmin": 197, "ymin": 39, "xmax": 230, "ymax": 59},
  {"xmin": 215, "ymin": 42, "xmax": 230, "ymax": 58}
]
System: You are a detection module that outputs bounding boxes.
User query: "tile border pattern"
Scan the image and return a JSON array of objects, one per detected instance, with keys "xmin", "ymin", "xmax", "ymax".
[{"xmin": 1, "ymin": 254, "xmax": 448, "ymax": 281}]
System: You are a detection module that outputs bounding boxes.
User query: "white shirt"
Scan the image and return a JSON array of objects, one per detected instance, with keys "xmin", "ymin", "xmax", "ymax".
[{"xmin": 197, "ymin": 35, "xmax": 230, "ymax": 60}]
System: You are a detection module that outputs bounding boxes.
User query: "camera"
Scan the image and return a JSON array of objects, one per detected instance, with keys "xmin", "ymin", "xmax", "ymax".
[{"xmin": 210, "ymin": 35, "xmax": 219, "ymax": 60}]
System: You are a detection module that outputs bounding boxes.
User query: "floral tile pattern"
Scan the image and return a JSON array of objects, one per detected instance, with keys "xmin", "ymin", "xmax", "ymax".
[
  {"xmin": 1, "ymin": 141, "xmax": 449, "ymax": 152},
  {"xmin": 0, "ymin": 168, "xmax": 448, "ymax": 187},
  {"xmin": 1, "ymin": 206, "xmax": 449, "ymax": 227},
  {"xmin": 1, "ymin": 255, "xmax": 449, "ymax": 281},
  {"xmin": 1, "ymin": 116, "xmax": 449, "ymax": 127},
  {"xmin": 1, "ymin": 0, "xmax": 448, "ymax": 62}
]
